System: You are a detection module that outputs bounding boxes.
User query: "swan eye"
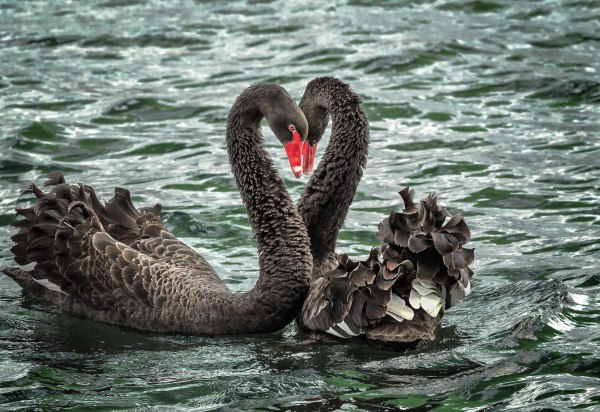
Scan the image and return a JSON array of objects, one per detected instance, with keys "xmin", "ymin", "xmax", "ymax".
[{"xmin": 288, "ymin": 124, "xmax": 296, "ymax": 132}]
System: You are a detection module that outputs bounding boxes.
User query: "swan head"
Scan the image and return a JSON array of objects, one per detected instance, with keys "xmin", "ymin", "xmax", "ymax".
[
  {"xmin": 274, "ymin": 114, "xmax": 308, "ymax": 178},
  {"xmin": 299, "ymin": 79, "xmax": 332, "ymax": 175},
  {"xmin": 259, "ymin": 85, "xmax": 309, "ymax": 178},
  {"xmin": 299, "ymin": 77, "xmax": 363, "ymax": 176},
  {"xmin": 232, "ymin": 83, "xmax": 309, "ymax": 178}
]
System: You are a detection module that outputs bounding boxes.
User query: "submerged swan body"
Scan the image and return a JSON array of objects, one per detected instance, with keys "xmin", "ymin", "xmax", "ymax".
[
  {"xmin": 297, "ymin": 77, "xmax": 474, "ymax": 344},
  {"xmin": 3, "ymin": 84, "xmax": 313, "ymax": 335}
]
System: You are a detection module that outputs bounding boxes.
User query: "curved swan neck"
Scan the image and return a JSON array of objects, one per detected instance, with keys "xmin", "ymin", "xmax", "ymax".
[
  {"xmin": 298, "ymin": 78, "xmax": 370, "ymax": 270},
  {"xmin": 226, "ymin": 86, "xmax": 301, "ymax": 237},
  {"xmin": 212, "ymin": 84, "xmax": 311, "ymax": 333}
]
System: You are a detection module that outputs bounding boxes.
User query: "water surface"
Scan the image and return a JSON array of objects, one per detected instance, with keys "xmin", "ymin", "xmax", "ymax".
[{"xmin": 1, "ymin": 0, "xmax": 599, "ymax": 410}]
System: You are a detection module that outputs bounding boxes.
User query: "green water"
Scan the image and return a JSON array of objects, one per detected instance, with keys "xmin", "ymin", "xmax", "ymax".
[{"xmin": 1, "ymin": 0, "xmax": 599, "ymax": 410}]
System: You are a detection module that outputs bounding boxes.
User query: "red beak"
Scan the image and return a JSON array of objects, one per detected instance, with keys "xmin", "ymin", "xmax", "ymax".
[
  {"xmin": 284, "ymin": 130, "xmax": 304, "ymax": 178},
  {"xmin": 302, "ymin": 143, "xmax": 317, "ymax": 175}
]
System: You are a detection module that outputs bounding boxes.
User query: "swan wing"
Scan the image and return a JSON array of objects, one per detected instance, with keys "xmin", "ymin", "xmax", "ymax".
[
  {"xmin": 5, "ymin": 173, "xmax": 224, "ymax": 312},
  {"xmin": 300, "ymin": 188, "xmax": 475, "ymax": 344},
  {"xmin": 42, "ymin": 173, "xmax": 213, "ymax": 271},
  {"xmin": 300, "ymin": 250, "xmax": 384, "ymax": 339},
  {"xmin": 364, "ymin": 187, "xmax": 474, "ymax": 343}
]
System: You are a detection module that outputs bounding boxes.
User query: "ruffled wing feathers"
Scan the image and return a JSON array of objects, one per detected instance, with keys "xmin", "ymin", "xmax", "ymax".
[
  {"xmin": 301, "ymin": 187, "xmax": 474, "ymax": 344},
  {"xmin": 5, "ymin": 172, "xmax": 220, "ymax": 312}
]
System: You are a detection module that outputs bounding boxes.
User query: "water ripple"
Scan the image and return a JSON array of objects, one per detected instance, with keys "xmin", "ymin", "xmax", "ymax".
[{"xmin": 1, "ymin": 0, "xmax": 599, "ymax": 410}]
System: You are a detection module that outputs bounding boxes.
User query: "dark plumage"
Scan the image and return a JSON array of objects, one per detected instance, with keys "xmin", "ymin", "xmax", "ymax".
[
  {"xmin": 297, "ymin": 77, "xmax": 474, "ymax": 345},
  {"xmin": 3, "ymin": 84, "xmax": 312, "ymax": 335},
  {"xmin": 297, "ymin": 76, "xmax": 369, "ymax": 276}
]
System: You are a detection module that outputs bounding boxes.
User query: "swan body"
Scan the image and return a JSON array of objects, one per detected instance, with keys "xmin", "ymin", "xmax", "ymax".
[
  {"xmin": 297, "ymin": 77, "xmax": 474, "ymax": 344},
  {"xmin": 3, "ymin": 84, "xmax": 313, "ymax": 335}
]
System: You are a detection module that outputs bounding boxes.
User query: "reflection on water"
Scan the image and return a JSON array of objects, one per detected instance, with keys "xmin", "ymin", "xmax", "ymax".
[{"xmin": 1, "ymin": 0, "xmax": 599, "ymax": 410}]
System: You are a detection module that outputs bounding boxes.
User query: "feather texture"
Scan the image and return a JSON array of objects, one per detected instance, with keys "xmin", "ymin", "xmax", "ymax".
[
  {"xmin": 300, "ymin": 188, "xmax": 474, "ymax": 345},
  {"xmin": 3, "ymin": 84, "xmax": 313, "ymax": 335},
  {"xmin": 296, "ymin": 75, "xmax": 474, "ymax": 347}
]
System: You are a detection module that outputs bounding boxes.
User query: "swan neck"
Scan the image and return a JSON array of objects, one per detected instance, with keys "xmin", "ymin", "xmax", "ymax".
[
  {"xmin": 298, "ymin": 82, "xmax": 370, "ymax": 271},
  {"xmin": 213, "ymin": 91, "xmax": 311, "ymax": 332}
]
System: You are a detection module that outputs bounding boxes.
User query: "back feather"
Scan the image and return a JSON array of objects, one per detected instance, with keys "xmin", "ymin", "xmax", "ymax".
[
  {"xmin": 2, "ymin": 172, "xmax": 223, "ymax": 323},
  {"xmin": 299, "ymin": 187, "xmax": 475, "ymax": 345}
]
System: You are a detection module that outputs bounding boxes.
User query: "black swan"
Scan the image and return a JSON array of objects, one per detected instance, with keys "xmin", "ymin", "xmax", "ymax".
[
  {"xmin": 296, "ymin": 77, "xmax": 474, "ymax": 344},
  {"xmin": 2, "ymin": 84, "xmax": 314, "ymax": 335}
]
